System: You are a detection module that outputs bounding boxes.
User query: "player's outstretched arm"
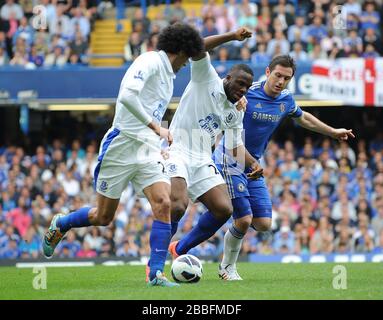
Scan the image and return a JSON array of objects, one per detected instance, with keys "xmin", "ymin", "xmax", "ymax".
[
  {"xmin": 294, "ymin": 111, "xmax": 355, "ymax": 141},
  {"xmin": 192, "ymin": 28, "xmax": 252, "ymax": 61}
]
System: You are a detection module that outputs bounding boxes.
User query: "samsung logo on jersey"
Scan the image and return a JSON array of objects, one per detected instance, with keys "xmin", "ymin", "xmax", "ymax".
[{"xmin": 252, "ymin": 112, "xmax": 281, "ymax": 122}]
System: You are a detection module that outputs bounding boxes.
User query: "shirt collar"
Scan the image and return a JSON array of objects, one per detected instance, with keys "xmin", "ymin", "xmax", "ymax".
[{"xmin": 158, "ymin": 50, "xmax": 176, "ymax": 79}]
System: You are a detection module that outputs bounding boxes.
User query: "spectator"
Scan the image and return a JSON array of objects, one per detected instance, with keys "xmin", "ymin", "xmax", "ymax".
[
  {"xmin": 310, "ymin": 217, "xmax": 334, "ymax": 254},
  {"xmin": 164, "ymin": 0, "xmax": 186, "ymax": 24},
  {"xmin": 371, "ymin": 203, "xmax": 383, "ymax": 237},
  {"xmin": 201, "ymin": 16, "xmax": 218, "ymax": 38},
  {"xmin": 18, "ymin": 225, "xmax": 40, "ymax": 258},
  {"xmin": 28, "ymin": 44, "xmax": 44, "ymax": 67},
  {"xmin": 76, "ymin": 240, "xmax": 97, "ymax": 257},
  {"xmin": 353, "ymin": 213, "xmax": 375, "ymax": 252},
  {"xmin": 332, "ymin": 191, "xmax": 357, "ymax": 221},
  {"xmin": 372, "ymin": 229, "xmax": 383, "ymax": 253},
  {"xmin": 273, "ymin": 225, "xmax": 295, "ymax": 254},
  {"xmin": 238, "ymin": 3, "xmax": 257, "ymax": 30},
  {"xmin": 360, "ymin": 0, "xmax": 380, "ymax": 34},
  {"xmin": 124, "ymin": 31, "xmax": 147, "ymax": 62},
  {"xmin": 12, "ymin": 16, "xmax": 34, "ymax": 47},
  {"xmin": 289, "ymin": 42, "xmax": 309, "ymax": 62},
  {"xmin": 251, "ymin": 42, "xmax": 270, "ymax": 65},
  {"xmin": 307, "ymin": 16, "xmax": 328, "ymax": 45},
  {"xmin": 44, "ymin": 45, "xmax": 68, "ymax": 67},
  {"xmin": 6, "ymin": 197, "xmax": 31, "ymax": 237},
  {"xmin": 287, "ymin": 15, "xmax": 310, "ymax": 45},
  {"xmin": 343, "ymin": 29, "xmax": 363, "ymax": 56},
  {"xmin": 0, "ymin": 0, "xmax": 24, "ymax": 21},
  {"xmin": 70, "ymin": 7, "xmax": 91, "ymax": 40},
  {"xmin": 0, "ymin": 45, "xmax": 8, "ymax": 65},
  {"xmin": 266, "ymin": 29, "xmax": 290, "ymax": 57},
  {"xmin": 49, "ymin": 4, "xmax": 72, "ymax": 39},
  {"xmin": 83, "ymin": 227, "xmax": 104, "ymax": 253}
]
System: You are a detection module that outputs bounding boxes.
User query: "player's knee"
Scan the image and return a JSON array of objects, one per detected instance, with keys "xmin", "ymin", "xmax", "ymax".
[
  {"xmin": 235, "ymin": 217, "xmax": 252, "ymax": 233},
  {"xmin": 153, "ymin": 194, "xmax": 171, "ymax": 214},
  {"xmin": 252, "ymin": 219, "xmax": 272, "ymax": 232},
  {"xmin": 213, "ymin": 202, "xmax": 233, "ymax": 221},
  {"xmin": 171, "ymin": 201, "xmax": 188, "ymax": 221},
  {"xmin": 98, "ymin": 214, "xmax": 114, "ymax": 226}
]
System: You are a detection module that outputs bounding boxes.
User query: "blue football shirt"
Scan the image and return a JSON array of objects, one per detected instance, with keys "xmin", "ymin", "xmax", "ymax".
[{"xmin": 213, "ymin": 80, "xmax": 303, "ymax": 170}]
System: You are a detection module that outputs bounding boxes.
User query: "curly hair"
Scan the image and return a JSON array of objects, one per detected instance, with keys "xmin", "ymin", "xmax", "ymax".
[{"xmin": 157, "ymin": 23, "xmax": 203, "ymax": 58}]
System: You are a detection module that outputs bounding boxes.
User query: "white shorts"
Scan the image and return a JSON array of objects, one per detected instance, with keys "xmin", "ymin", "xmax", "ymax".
[
  {"xmin": 94, "ymin": 127, "xmax": 169, "ymax": 199},
  {"xmin": 165, "ymin": 148, "xmax": 225, "ymax": 202}
]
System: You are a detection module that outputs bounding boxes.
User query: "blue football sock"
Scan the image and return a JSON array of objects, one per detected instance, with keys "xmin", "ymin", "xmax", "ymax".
[
  {"xmin": 171, "ymin": 221, "xmax": 179, "ymax": 238},
  {"xmin": 56, "ymin": 207, "xmax": 92, "ymax": 232},
  {"xmin": 176, "ymin": 211, "xmax": 227, "ymax": 255},
  {"xmin": 149, "ymin": 220, "xmax": 171, "ymax": 281}
]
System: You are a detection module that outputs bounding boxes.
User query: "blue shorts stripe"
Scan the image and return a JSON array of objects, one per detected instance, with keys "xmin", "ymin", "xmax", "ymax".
[{"xmin": 93, "ymin": 128, "xmax": 120, "ymax": 190}]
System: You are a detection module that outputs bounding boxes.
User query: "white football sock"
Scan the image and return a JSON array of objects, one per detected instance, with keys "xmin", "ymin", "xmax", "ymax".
[{"xmin": 222, "ymin": 224, "xmax": 245, "ymax": 266}]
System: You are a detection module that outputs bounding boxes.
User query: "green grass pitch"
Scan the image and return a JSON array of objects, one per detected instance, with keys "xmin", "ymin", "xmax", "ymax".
[{"xmin": 0, "ymin": 263, "xmax": 382, "ymax": 300}]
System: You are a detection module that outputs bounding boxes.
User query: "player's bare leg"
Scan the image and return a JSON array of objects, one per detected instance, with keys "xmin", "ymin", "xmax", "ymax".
[
  {"xmin": 43, "ymin": 193, "xmax": 119, "ymax": 258},
  {"xmin": 167, "ymin": 177, "xmax": 189, "ymax": 258}
]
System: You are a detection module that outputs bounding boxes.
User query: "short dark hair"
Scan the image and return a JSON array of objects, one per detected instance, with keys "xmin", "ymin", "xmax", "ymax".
[
  {"xmin": 268, "ymin": 55, "xmax": 296, "ymax": 76},
  {"xmin": 229, "ymin": 63, "xmax": 254, "ymax": 77},
  {"xmin": 157, "ymin": 23, "xmax": 203, "ymax": 58}
]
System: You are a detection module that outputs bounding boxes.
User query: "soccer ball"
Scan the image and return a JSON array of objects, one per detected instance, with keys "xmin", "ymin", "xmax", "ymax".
[{"xmin": 171, "ymin": 254, "xmax": 203, "ymax": 283}]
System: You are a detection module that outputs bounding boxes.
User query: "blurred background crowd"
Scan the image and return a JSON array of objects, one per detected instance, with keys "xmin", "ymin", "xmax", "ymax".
[
  {"xmin": 1, "ymin": 0, "xmax": 383, "ymax": 260},
  {"xmin": 1, "ymin": 108, "xmax": 383, "ymax": 260},
  {"xmin": 0, "ymin": 0, "xmax": 382, "ymax": 68}
]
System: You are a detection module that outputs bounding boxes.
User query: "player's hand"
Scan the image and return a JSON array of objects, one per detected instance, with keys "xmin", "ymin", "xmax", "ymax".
[
  {"xmin": 331, "ymin": 128, "xmax": 355, "ymax": 141},
  {"xmin": 161, "ymin": 148, "xmax": 170, "ymax": 160},
  {"xmin": 247, "ymin": 160, "xmax": 263, "ymax": 180},
  {"xmin": 159, "ymin": 127, "xmax": 173, "ymax": 146},
  {"xmin": 233, "ymin": 27, "xmax": 252, "ymax": 41},
  {"xmin": 151, "ymin": 123, "xmax": 173, "ymax": 145},
  {"xmin": 236, "ymin": 96, "xmax": 248, "ymax": 111}
]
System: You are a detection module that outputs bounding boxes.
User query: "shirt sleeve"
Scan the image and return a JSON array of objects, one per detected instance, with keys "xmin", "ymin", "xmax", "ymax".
[
  {"xmin": 122, "ymin": 53, "xmax": 158, "ymax": 93},
  {"xmin": 190, "ymin": 52, "xmax": 219, "ymax": 83},
  {"xmin": 287, "ymin": 96, "xmax": 303, "ymax": 118}
]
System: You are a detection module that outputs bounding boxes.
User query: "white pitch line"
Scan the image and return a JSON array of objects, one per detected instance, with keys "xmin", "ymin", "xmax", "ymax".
[{"xmin": 16, "ymin": 262, "xmax": 95, "ymax": 268}]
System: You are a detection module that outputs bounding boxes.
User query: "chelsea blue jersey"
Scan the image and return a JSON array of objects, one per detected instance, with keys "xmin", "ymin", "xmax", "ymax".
[{"xmin": 213, "ymin": 81, "xmax": 303, "ymax": 170}]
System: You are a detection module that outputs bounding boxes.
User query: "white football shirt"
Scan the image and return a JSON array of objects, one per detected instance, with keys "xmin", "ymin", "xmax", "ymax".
[
  {"xmin": 169, "ymin": 53, "xmax": 244, "ymax": 162},
  {"xmin": 113, "ymin": 50, "xmax": 175, "ymax": 144}
]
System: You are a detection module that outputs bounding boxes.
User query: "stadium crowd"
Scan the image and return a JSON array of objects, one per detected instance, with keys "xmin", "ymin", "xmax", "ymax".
[
  {"xmin": 0, "ymin": 0, "xmax": 97, "ymax": 67},
  {"xmin": 1, "ymin": 0, "xmax": 383, "ymax": 68},
  {"xmin": 1, "ymin": 125, "xmax": 383, "ymax": 259}
]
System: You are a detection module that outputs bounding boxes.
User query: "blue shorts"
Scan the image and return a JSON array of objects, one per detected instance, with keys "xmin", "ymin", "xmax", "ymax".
[{"xmin": 217, "ymin": 164, "xmax": 272, "ymax": 219}]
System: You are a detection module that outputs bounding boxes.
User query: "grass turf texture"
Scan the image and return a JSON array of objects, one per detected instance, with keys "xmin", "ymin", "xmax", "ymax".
[{"xmin": 0, "ymin": 262, "xmax": 382, "ymax": 300}]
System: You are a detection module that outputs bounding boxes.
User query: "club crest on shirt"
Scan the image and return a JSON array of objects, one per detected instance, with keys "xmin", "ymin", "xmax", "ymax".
[
  {"xmin": 224, "ymin": 111, "xmax": 236, "ymax": 126},
  {"xmin": 166, "ymin": 163, "xmax": 177, "ymax": 173},
  {"xmin": 280, "ymin": 103, "xmax": 285, "ymax": 113},
  {"xmin": 237, "ymin": 183, "xmax": 245, "ymax": 192}
]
